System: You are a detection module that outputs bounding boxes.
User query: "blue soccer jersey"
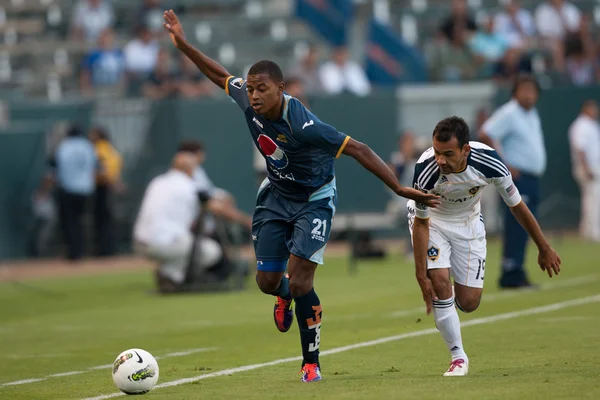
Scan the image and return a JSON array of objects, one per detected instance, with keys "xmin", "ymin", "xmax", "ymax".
[{"xmin": 225, "ymin": 76, "xmax": 351, "ymax": 202}]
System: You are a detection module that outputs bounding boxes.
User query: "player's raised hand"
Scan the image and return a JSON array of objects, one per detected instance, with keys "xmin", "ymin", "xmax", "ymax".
[
  {"xmin": 163, "ymin": 9, "xmax": 187, "ymax": 49},
  {"xmin": 417, "ymin": 276, "xmax": 438, "ymax": 315},
  {"xmin": 538, "ymin": 246, "xmax": 561, "ymax": 278},
  {"xmin": 400, "ymin": 187, "xmax": 441, "ymax": 208}
]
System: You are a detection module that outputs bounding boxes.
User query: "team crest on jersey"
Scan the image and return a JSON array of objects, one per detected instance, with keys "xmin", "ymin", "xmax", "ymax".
[
  {"xmin": 258, "ymin": 134, "xmax": 288, "ymax": 169},
  {"xmin": 469, "ymin": 186, "xmax": 481, "ymax": 195},
  {"xmin": 231, "ymin": 77, "xmax": 245, "ymax": 89},
  {"xmin": 276, "ymin": 134, "xmax": 287, "ymax": 143},
  {"xmin": 427, "ymin": 246, "xmax": 439, "ymax": 261}
]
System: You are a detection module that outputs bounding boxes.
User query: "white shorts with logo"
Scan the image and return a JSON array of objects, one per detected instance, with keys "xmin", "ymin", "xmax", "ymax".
[{"xmin": 408, "ymin": 202, "xmax": 487, "ymax": 289}]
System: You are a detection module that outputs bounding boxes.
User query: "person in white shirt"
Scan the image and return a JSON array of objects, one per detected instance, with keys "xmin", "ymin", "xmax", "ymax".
[
  {"xmin": 124, "ymin": 25, "xmax": 160, "ymax": 79},
  {"xmin": 493, "ymin": 0, "xmax": 535, "ymax": 49},
  {"xmin": 133, "ymin": 152, "xmax": 223, "ymax": 291},
  {"xmin": 408, "ymin": 116, "xmax": 561, "ymax": 377},
  {"xmin": 535, "ymin": 0, "xmax": 580, "ymax": 41},
  {"xmin": 70, "ymin": 0, "xmax": 114, "ymax": 43},
  {"xmin": 319, "ymin": 46, "xmax": 371, "ymax": 97},
  {"xmin": 534, "ymin": 0, "xmax": 580, "ymax": 72},
  {"xmin": 568, "ymin": 100, "xmax": 600, "ymax": 242}
]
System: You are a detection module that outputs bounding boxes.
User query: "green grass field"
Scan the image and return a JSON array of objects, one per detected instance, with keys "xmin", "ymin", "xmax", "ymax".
[{"xmin": 1, "ymin": 237, "xmax": 599, "ymax": 400}]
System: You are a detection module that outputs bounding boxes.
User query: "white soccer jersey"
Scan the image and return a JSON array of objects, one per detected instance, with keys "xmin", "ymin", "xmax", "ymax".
[{"xmin": 412, "ymin": 141, "xmax": 522, "ymax": 223}]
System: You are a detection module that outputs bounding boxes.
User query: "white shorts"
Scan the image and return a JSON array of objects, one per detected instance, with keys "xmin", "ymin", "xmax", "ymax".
[{"xmin": 408, "ymin": 203, "xmax": 487, "ymax": 289}]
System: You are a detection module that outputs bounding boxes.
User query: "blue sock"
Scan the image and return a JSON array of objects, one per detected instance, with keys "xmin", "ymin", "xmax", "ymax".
[
  {"xmin": 255, "ymin": 274, "xmax": 290, "ymax": 298},
  {"xmin": 273, "ymin": 275, "xmax": 290, "ymax": 298}
]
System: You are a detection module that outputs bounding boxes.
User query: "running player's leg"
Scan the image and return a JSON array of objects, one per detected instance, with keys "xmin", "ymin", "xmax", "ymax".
[
  {"xmin": 287, "ymin": 196, "xmax": 335, "ymax": 382},
  {"xmin": 422, "ymin": 223, "xmax": 467, "ymax": 376},
  {"xmin": 440, "ymin": 216, "xmax": 487, "ymax": 376},
  {"xmin": 252, "ymin": 187, "xmax": 294, "ymax": 332}
]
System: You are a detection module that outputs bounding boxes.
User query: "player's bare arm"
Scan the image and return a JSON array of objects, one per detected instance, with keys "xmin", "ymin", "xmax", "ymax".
[
  {"xmin": 412, "ymin": 216, "xmax": 438, "ymax": 314},
  {"xmin": 163, "ymin": 10, "xmax": 230, "ymax": 89},
  {"xmin": 342, "ymin": 138, "xmax": 440, "ymax": 207},
  {"xmin": 509, "ymin": 201, "xmax": 561, "ymax": 277}
]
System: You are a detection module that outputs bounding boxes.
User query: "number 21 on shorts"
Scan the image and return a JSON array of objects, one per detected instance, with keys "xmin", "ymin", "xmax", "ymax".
[{"xmin": 311, "ymin": 218, "xmax": 327, "ymax": 242}]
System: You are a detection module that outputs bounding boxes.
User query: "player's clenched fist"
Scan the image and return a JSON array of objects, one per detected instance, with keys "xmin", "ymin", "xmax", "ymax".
[{"xmin": 163, "ymin": 10, "xmax": 187, "ymax": 49}]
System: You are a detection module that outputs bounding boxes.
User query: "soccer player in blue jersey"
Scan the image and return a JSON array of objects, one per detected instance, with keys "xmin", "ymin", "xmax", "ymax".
[{"xmin": 163, "ymin": 10, "xmax": 440, "ymax": 382}]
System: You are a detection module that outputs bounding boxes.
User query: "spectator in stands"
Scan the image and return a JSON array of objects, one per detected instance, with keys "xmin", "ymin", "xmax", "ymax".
[
  {"xmin": 174, "ymin": 53, "xmax": 216, "ymax": 98},
  {"xmin": 137, "ymin": 0, "xmax": 165, "ymax": 35},
  {"xmin": 142, "ymin": 49, "xmax": 177, "ymax": 99},
  {"xmin": 50, "ymin": 125, "xmax": 98, "ymax": 261},
  {"xmin": 124, "ymin": 24, "xmax": 160, "ymax": 80},
  {"xmin": 284, "ymin": 77, "xmax": 309, "ymax": 106},
  {"xmin": 319, "ymin": 46, "xmax": 371, "ymax": 96},
  {"xmin": 534, "ymin": 0, "xmax": 581, "ymax": 72},
  {"xmin": 493, "ymin": 0, "xmax": 536, "ymax": 50},
  {"xmin": 568, "ymin": 100, "xmax": 600, "ymax": 242},
  {"xmin": 288, "ymin": 44, "xmax": 322, "ymax": 95},
  {"xmin": 430, "ymin": 0, "xmax": 477, "ymax": 82},
  {"xmin": 564, "ymin": 17, "xmax": 596, "ymax": 87},
  {"xmin": 468, "ymin": 16, "xmax": 509, "ymax": 77},
  {"xmin": 79, "ymin": 28, "xmax": 126, "ymax": 95},
  {"xmin": 70, "ymin": 0, "xmax": 115, "ymax": 43},
  {"xmin": 493, "ymin": 48, "xmax": 533, "ymax": 85},
  {"xmin": 89, "ymin": 126, "xmax": 124, "ymax": 257},
  {"xmin": 440, "ymin": 0, "xmax": 477, "ymax": 45}
]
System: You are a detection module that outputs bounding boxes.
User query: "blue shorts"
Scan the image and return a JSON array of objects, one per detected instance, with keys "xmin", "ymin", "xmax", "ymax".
[{"xmin": 252, "ymin": 184, "xmax": 337, "ymax": 272}]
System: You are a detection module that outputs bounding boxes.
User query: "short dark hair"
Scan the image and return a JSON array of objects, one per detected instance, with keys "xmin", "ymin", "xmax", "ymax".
[
  {"xmin": 248, "ymin": 60, "xmax": 284, "ymax": 83},
  {"xmin": 178, "ymin": 139, "xmax": 204, "ymax": 154},
  {"xmin": 432, "ymin": 116, "xmax": 470, "ymax": 148},
  {"xmin": 511, "ymin": 73, "xmax": 540, "ymax": 96}
]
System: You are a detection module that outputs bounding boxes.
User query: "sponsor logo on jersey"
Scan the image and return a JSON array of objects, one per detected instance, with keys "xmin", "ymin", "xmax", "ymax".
[
  {"xmin": 276, "ymin": 133, "xmax": 287, "ymax": 143},
  {"xmin": 469, "ymin": 186, "xmax": 481, "ymax": 195},
  {"xmin": 258, "ymin": 134, "xmax": 288, "ymax": 169}
]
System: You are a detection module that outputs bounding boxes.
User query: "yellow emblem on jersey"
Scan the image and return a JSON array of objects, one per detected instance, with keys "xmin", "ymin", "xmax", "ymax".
[{"xmin": 276, "ymin": 134, "xmax": 287, "ymax": 143}]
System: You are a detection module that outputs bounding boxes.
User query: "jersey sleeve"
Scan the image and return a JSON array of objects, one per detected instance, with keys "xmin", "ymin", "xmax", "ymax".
[
  {"xmin": 411, "ymin": 155, "xmax": 432, "ymax": 219},
  {"xmin": 474, "ymin": 148, "xmax": 522, "ymax": 207},
  {"xmin": 289, "ymin": 99, "xmax": 350, "ymax": 158},
  {"xmin": 224, "ymin": 75, "xmax": 250, "ymax": 111}
]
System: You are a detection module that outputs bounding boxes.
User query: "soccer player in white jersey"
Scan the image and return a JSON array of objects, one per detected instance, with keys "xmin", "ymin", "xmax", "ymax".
[{"xmin": 407, "ymin": 116, "xmax": 561, "ymax": 376}]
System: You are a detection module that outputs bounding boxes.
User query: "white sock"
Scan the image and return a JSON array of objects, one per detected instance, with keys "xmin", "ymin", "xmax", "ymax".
[{"xmin": 432, "ymin": 296, "xmax": 468, "ymax": 362}]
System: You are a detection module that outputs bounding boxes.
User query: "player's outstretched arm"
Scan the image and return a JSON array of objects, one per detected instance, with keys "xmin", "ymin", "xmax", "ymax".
[
  {"xmin": 412, "ymin": 217, "xmax": 438, "ymax": 315},
  {"xmin": 163, "ymin": 10, "xmax": 230, "ymax": 90},
  {"xmin": 509, "ymin": 201, "xmax": 561, "ymax": 277},
  {"xmin": 342, "ymin": 138, "xmax": 440, "ymax": 207}
]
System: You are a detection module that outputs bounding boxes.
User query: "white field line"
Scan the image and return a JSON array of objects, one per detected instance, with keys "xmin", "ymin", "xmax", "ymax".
[
  {"xmin": 388, "ymin": 274, "xmax": 599, "ymax": 318},
  {"xmin": 81, "ymin": 294, "xmax": 600, "ymax": 400},
  {"xmin": 0, "ymin": 348, "xmax": 217, "ymax": 387}
]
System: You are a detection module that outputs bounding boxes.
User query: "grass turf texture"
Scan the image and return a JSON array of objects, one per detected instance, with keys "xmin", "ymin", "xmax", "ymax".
[{"xmin": 0, "ymin": 237, "xmax": 598, "ymax": 399}]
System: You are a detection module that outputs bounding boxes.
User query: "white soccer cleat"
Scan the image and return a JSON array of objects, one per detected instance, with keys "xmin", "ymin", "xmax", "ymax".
[{"xmin": 443, "ymin": 358, "xmax": 469, "ymax": 376}]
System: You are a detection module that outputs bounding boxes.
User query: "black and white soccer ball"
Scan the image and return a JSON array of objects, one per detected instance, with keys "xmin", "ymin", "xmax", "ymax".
[{"xmin": 112, "ymin": 349, "xmax": 159, "ymax": 395}]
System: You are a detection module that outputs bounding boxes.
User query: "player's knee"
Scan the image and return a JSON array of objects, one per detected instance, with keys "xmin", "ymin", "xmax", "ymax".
[
  {"xmin": 455, "ymin": 297, "xmax": 480, "ymax": 313},
  {"xmin": 429, "ymin": 273, "xmax": 453, "ymax": 298},
  {"xmin": 289, "ymin": 275, "xmax": 312, "ymax": 297},
  {"xmin": 255, "ymin": 273, "xmax": 280, "ymax": 295}
]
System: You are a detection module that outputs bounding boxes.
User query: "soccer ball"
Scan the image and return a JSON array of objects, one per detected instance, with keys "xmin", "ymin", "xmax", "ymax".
[{"xmin": 111, "ymin": 348, "xmax": 159, "ymax": 395}]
